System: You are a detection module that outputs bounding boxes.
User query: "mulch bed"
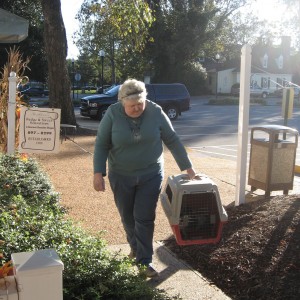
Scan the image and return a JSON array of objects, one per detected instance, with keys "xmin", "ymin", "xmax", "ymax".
[{"xmin": 162, "ymin": 195, "xmax": 300, "ymax": 300}]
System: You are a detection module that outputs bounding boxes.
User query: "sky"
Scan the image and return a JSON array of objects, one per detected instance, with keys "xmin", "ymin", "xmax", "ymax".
[
  {"xmin": 61, "ymin": 0, "xmax": 83, "ymax": 59},
  {"xmin": 60, "ymin": 0, "xmax": 287, "ymax": 59}
]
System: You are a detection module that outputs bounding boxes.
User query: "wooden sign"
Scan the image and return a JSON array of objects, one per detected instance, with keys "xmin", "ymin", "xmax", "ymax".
[{"xmin": 19, "ymin": 107, "xmax": 61, "ymax": 153}]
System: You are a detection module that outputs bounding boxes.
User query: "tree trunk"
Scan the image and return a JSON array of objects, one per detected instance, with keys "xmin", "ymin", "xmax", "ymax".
[{"xmin": 41, "ymin": 0, "xmax": 76, "ymax": 125}]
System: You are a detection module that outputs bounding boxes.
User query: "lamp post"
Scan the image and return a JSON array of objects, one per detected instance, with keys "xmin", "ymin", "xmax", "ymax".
[
  {"xmin": 71, "ymin": 58, "xmax": 75, "ymax": 100},
  {"xmin": 215, "ymin": 53, "xmax": 220, "ymax": 100},
  {"xmin": 99, "ymin": 50, "xmax": 105, "ymax": 92}
]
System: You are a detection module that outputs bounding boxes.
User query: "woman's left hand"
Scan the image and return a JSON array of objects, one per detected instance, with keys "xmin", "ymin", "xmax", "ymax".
[{"xmin": 186, "ymin": 168, "xmax": 196, "ymax": 179}]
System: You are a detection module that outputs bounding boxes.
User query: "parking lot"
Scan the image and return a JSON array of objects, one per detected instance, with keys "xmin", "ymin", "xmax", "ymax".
[{"xmin": 75, "ymin": 95, "xmax": 300, "ymax": 166}]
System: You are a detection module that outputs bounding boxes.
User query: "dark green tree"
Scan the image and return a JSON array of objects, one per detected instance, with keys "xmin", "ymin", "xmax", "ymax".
[
  {"xmin": 1, "ymin": 0, "xmax": 76, "ymax": 124},
  {"xmin": 74, "ymin": 0, "xmax": 155, "ymax": 84},
  {"xmin": 146, "ymin": 0, "xmax": 248, "ymax": 88},
  {"xmin": 0, "ymin": 1, "xmax": 48, "ymax": 83}
]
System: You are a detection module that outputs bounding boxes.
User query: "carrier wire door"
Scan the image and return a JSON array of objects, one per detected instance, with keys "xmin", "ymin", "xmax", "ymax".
[{"xmin": 161, "ymin": 174, "xmax": 228, "ymax": 246}]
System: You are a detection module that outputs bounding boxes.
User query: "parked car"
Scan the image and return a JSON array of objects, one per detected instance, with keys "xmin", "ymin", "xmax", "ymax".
[
  {"xmin": 81, "ymin": 85, "xmax": 119, "ymax": 120},
  {"xmin": 21, "ymin": 87, "xmax": 49, "ymax": 97},
  {"xmin": 230, "ymin": 83, "xmax": 240, "ymax": 95},
  {"xmin": 96, "ymin": 85, "xmax": 113, "ymax": 94},
  {"xmin": 82, "ymin": 85, "xmax": 97, "ymax": 91},
  {"xmin": 231, "ymin": 83, "xmax": 269, "ymax": 98},
  {"xmin": 146, "ymin": 83, "xmax": 190, "ymax": 120},
  {"xmin": 273, "ymin": 87, "xmax": 300, "ymax": 98},
  {"xmin": 80, "ymin": 83, "xmax": 191, "ymax": 121}
]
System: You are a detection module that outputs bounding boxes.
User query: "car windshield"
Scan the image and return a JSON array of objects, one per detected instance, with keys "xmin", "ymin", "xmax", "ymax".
[{"xmin": 104, "ymin": 85, "xmax": 120, "ymax": 95}]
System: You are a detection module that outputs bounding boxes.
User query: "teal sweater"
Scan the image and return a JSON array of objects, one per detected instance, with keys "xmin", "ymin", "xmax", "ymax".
[{"xmin": 93, "ymin": 100, "xmax": 192, "ymax": 176}]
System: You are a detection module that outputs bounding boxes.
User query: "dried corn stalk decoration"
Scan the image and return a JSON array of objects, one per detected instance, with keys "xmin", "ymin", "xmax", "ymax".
[{"xmin": 0, "ymin": 47, "xmax": 30, "ymax": 153}]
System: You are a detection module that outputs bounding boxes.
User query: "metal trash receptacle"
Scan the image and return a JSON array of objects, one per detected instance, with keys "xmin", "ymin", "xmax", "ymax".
[{"xmin": 248, "ymin": 125, "xmax": 298, "ymax": 197}]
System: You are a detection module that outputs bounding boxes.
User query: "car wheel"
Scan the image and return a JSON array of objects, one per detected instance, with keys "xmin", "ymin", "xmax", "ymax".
[
  {"xmin": 165, "ymin": 106, "xmax": 179, "ymax": 120},
  {"xmin": 262, "ymin": 92, "xmax": 267, "ymax": 99}
]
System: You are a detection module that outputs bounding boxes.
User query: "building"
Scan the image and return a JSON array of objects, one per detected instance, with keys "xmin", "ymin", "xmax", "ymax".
[{"xmin": 205, "ymin": 36, "xmax": 293, "ymax": 95}]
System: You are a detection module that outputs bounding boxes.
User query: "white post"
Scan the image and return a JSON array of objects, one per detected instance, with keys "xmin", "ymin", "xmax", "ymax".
[
  {"xmin": 235, "ymin": 44, "xmax": 251, "ymax": 206},
  {"xmin": 12, "ymin": 249, "xmax": 64, "ymax": 300},
  {"xmin": 7, "ymin": 71, "xmax": 18, "ymax": 154}
]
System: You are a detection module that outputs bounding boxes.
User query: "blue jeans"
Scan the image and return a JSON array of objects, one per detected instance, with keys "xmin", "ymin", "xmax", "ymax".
[{"xmin": 108, "ymin": 169, "xmax": 163, "ymax": 265}]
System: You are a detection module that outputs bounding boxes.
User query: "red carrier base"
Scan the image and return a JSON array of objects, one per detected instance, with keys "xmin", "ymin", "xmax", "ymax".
[{"xmin": 171, "ymin": 222, "xmax": 226, "ymax": 246}]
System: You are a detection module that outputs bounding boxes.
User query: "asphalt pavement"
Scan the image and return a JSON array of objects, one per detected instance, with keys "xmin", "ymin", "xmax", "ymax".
[{"xmin": 108, "ymin": 242, "xmax": 231, "ymax": 300}]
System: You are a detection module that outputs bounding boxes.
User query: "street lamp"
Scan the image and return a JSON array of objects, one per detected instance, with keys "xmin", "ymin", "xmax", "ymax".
[
  {"xmin": 99, "ymin": 50, "xmax": 105, "ymax": 92},
  {"xmin": 71, "ymin": 58, "xmax": 75, "ymax": 100},
  {"xmin": 215, "ymin": 53, "xmax": 220, "ymax": 100}
]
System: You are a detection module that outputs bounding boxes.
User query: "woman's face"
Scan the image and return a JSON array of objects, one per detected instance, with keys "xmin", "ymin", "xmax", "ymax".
[{"xmin": 123, "ymin": 99, "xmax": 146, "ymax": 118}]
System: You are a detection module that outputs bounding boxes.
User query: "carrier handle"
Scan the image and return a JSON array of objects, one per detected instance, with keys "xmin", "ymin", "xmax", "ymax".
[{"xmin": 180, "ymin": 174, "xmax": 205, "ymax": 181}]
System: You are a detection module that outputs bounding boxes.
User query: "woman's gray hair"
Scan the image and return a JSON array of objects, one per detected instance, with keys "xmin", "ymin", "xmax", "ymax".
[{"xmin": 118, "ymin": 79, "xmax": 147, "ymax": 103}]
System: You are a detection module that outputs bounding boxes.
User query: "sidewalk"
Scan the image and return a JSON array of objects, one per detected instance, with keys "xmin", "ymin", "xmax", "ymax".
[{"xmin": 108, "ymin": 242, "xmax": 231, "ymax": 300}]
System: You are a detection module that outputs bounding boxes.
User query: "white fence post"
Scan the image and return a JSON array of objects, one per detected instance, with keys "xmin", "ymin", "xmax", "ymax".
[
  {"xmin": 235, "ymin": 44, "xmax": 251, "ymax": 206},
  {"xmin": 7, "ymin": 71, "xmax": 18, "ymax": 154},
  {"xmin": 12, "ymin": 249, "xmax": 64, "ymax": 300}
]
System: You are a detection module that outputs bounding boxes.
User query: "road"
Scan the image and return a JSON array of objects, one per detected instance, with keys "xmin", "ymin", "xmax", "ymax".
[{"xmin": 75, "ymin": 96, "xmax": 300, "ymax": 164}]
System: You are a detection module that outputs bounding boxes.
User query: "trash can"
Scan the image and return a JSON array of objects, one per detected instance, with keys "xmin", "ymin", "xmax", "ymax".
[{"xmin": 248, "ymin": 125, "xmax": 298, "ymax": 197}]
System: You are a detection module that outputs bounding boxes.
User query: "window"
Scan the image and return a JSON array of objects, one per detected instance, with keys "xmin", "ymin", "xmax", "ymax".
[
  {"xmin": 261, "ymin": 77, "xmax": 268, "ymax": 88},
  {"xmin": 278, "ymin": 55, "xmax": 283, "ymax": 69},
  {"xmin": 276, "ymin": 77, "xmax": 287, "ymax": 89},
  {"xmin": 198, "ymin": 56, "xmax": 205, "ymax": 62},
  {"xmin": 198, "ymin": 51, "xmax": 205, "ymax": 62},
  {"xmin": 263, "ymin": 54, "xmax": 268, "ymax": 68}
]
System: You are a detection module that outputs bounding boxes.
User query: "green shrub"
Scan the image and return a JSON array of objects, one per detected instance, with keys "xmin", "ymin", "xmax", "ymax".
[
  {"xmin": 0, "ymin": 154, "xmax": 173, "ymax": 299},
  {"xmin": 208, "ymin": 97, "xmax": 266, "ymax": 105},
  {"xmin": 208, "ymin": 98, "xmax": 239, "ymax": 105}
]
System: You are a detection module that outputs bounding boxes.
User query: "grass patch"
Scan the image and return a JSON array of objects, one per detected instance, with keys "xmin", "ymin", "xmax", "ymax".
[{"xmin": 208, "ymin": 97, "xmax": 267, "ymax": 105}]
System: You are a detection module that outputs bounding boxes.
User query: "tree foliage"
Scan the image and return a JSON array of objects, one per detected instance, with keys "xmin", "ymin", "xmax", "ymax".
[
  {"xmin": 0, "ymin": 1, "xmax": 47, "ymax": 83},
  {"xmin": 143, "ymin": 0, "xmax": 248, "ymax": 93},
  {"xmin": 74, "ymin": 0, "xmax": 251, "ymax": 91},
  {"xmin": 278, "ymin": 0, "xmax": 300, "ymax": 48},
  {"xmin": 75, "ymin": 0, "xmax": 154, "ymax": 84},
  {"xmin": 1, "ymin": 0, "xmax": 76, "ymax": 125}
]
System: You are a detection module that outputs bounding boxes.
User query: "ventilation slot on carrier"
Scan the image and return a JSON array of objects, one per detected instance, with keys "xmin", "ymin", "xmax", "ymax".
[{"xmin": 179, "ymin": 192, "xmax": 220, "ymax": 241}]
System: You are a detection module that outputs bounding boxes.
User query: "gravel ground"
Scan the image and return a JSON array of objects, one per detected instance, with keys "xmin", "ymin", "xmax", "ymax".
[{"xmin": 33, "ymin": 134, "xmax": 237, "ymax": 244}]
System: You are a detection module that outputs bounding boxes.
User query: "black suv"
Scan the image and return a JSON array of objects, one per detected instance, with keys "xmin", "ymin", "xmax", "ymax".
[
  {"xmin": 80, "ymin": 83, "xmax": 190, "ymax": 121},
  {"xmin": 21, "ymin": 87, "xmax": 49, "ymax": 97}
]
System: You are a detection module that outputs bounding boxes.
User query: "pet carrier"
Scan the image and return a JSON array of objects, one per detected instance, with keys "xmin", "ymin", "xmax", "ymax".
[{"xmin": 160, "ymin": 174, "xmax": 228, "ymax": 245}]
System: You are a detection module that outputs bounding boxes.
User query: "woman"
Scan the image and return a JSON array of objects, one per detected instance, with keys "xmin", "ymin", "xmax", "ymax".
[{"xmin": 93, "ymin": 79, "xmax": 196, "ymax": 277}]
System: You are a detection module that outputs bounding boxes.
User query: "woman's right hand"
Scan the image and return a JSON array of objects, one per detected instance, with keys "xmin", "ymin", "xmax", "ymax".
[{"xmin": 93, "ymin": 173, "xmax": 106, "ymax": 192}]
